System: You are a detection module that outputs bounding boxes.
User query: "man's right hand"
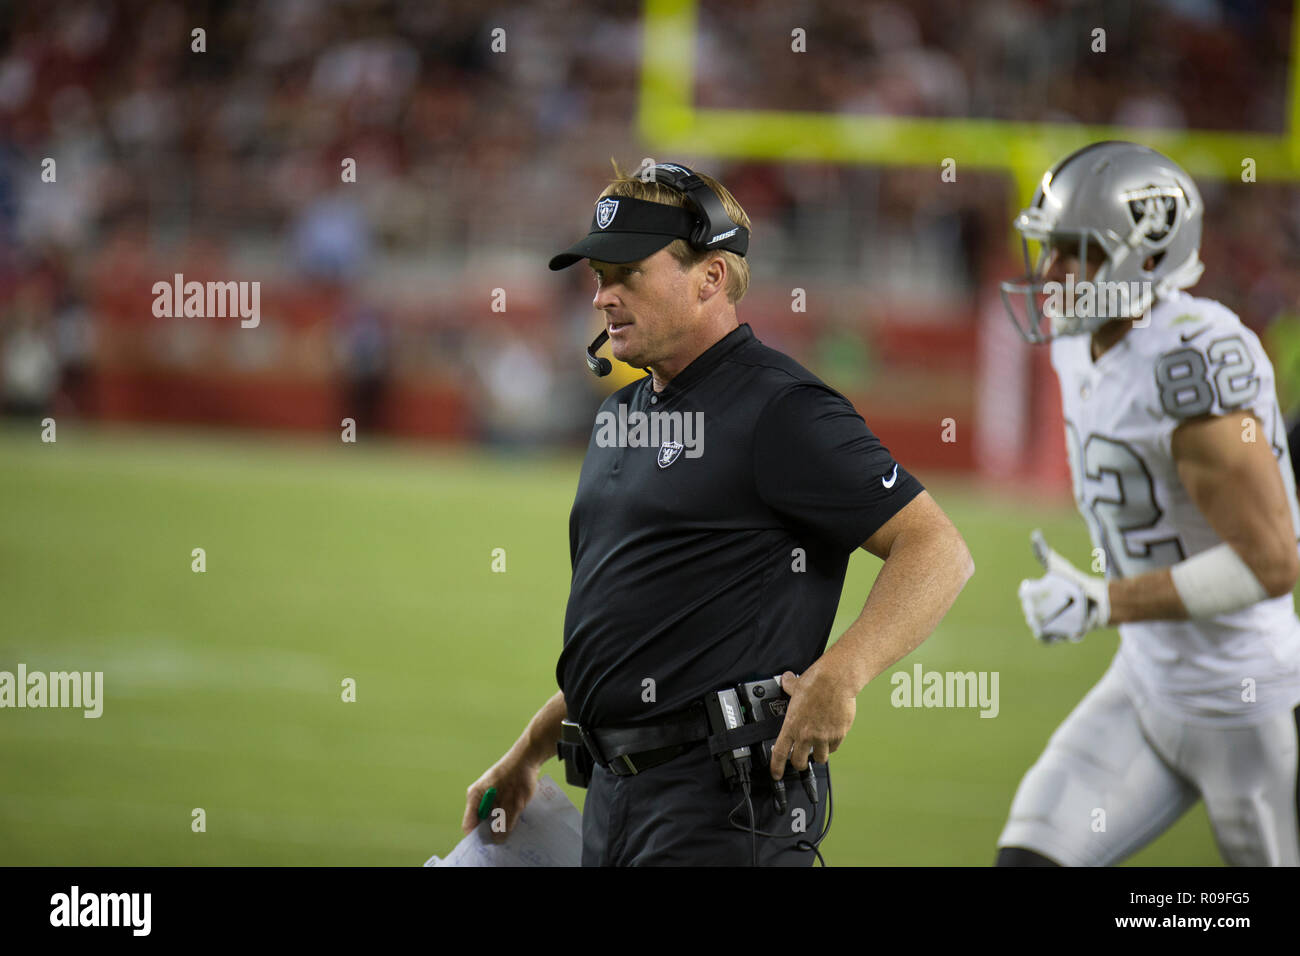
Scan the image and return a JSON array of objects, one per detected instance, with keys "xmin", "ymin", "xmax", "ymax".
[
  {"xmin": 461, "ymin": 690, "xmax": 566, "ymax": 842},
  {"xmin": 1017, "ymin": 530, "xmax": 1110, "ymax": 643},
  {"xmin": 462, "ymin": 752, "xmax": 542, "ymax": 842}
]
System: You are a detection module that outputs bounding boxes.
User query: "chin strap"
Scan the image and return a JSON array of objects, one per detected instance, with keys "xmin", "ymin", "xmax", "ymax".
[{"xmin": 1155, "ymin": 252, "xmax": 1205, "ymax": 299}]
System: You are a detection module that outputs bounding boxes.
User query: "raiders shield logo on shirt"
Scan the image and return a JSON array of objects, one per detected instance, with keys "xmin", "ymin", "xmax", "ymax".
[{"xmin": 658, "ymin": 441, "xmax": 684, "ymax": 468}]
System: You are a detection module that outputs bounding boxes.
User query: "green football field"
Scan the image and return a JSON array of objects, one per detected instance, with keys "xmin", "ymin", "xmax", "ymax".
[{"xmin": 0, "ymin": 421, "xmax": 1223, "ymax": 866}]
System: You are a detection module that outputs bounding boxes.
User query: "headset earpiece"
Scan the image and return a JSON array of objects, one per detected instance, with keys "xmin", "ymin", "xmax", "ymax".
[{"xmin": 649, "ymin": 163, "xmax": 749, "ymax": 255}]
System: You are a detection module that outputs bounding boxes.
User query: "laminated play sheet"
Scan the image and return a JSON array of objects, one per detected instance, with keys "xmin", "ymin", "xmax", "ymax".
[{"xmin": 424, "ymin": 775, "xmax": 582, "ymax": 867}]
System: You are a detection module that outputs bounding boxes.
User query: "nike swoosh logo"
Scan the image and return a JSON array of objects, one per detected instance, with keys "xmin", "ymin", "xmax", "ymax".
[
  {"xmin": 882, "ymin": 464, "xmax": 899, "ymax": 489},
  {"xmin": 1180, "ymin": 327, "xmax": 1208, "ymax": 342},
  {"xmin": 1043, "ymin": 595, "xmax": 1075, "ymax": 625}
]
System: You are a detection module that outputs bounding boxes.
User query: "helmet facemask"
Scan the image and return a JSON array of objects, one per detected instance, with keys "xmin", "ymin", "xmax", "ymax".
[
  {"xmin": 999, "ymin": 216, "xmax": 1186, "ymax": 344},
  {"xmin": 1000, "ymin": 218, "xmax": 1124, "ymax": 344}
]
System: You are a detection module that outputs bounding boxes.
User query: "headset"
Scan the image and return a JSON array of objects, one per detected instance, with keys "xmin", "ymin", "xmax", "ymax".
[{"xmin": 585, "ymin": 163, "xmax": 750, "ymax": 376}]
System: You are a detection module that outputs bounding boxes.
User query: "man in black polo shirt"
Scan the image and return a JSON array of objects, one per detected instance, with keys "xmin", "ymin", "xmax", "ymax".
[{"xmin": 463, "ymin": 163, "xmax": 974, "ymax": 865}]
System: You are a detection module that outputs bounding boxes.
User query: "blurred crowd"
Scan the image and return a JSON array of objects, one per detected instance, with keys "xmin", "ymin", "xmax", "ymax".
[
  {"xmin": 705, "ymin": 0, "xmax": 1290, "ymax": 131},
  {"xmin": 2, "ymin": 0, "xmax": 1299, "ymax": 438}
]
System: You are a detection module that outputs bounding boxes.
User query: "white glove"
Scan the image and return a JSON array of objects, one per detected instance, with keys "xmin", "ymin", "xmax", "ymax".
[{"xmin": 1017, "ymin": 530, "xmax": 1111, "ymax": 644}]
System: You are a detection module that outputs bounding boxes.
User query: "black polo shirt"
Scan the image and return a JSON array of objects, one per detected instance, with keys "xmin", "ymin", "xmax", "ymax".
[{"xmin": 557, "ymin": 323, "xmax": 924, "ymax": 728}]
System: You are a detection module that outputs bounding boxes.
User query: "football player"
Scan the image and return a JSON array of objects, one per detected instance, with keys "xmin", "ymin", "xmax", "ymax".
[{"xmin": 996, "ymin": 141, "xmax": 1300, "ymax": 866}]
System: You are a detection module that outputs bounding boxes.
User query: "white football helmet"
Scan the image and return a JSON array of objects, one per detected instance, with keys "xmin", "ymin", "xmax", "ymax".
[{"xmin": 1000, "ymin": 141, "xmax": 1205, "ymax": 343}]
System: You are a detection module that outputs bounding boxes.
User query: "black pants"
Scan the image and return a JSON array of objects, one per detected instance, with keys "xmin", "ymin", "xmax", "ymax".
[{"xmin": 581, "ymin": 740, "xmax": 830, "ymax": 866}]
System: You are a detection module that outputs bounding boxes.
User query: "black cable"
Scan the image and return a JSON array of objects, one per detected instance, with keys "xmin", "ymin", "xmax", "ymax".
[
  {"xmin": 794, "ymin": 771, "xmax": 832, "ymax": 865},
  {"xmin": 797, "ymin": 769, "xmax": 833, "ymax": 863},
  {"xmin": 745, "ymin": 782, "xmax": 756, "ymax": 867},
  {"xmin": 725, "ymin": 763, "xmax": 759, "ymax": 867},
  {"xmin": 725, "ymin": 763, "xmax": 834, "ymax": 866}
]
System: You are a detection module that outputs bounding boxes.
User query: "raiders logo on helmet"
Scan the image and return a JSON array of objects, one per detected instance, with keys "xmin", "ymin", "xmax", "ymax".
[{"xmin": 1121, "ymin": 184, "xmax": 1182, "ymax": 246}]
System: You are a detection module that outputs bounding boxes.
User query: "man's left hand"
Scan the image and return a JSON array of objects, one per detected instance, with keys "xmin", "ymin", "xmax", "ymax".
[{"xmin": 768, "ymin": 666, "xmax": 856, "ymax": 779}]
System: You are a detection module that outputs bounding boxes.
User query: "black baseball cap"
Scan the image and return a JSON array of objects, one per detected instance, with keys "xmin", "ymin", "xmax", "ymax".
[{"xmin": 548, "ymin": 196, "xmax": 709, "ymax": 271}]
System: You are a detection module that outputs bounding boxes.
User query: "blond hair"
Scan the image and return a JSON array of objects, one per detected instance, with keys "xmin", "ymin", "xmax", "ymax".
[{"xmin": 598, "ymin": 159, "xmax": 751, "ymax": 304}]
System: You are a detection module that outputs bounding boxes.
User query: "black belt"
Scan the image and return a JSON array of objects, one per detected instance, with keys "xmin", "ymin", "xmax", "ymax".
[{"xmin": 573, "ymin": 704, "xmax": 711, "ymax": 777}]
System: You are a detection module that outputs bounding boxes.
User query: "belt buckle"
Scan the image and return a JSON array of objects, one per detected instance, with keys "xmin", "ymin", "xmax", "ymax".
[
  {"xmin": 576, "ymin": 723, "xmax": 610, "ymax": 769},
  {"xmin": 581, "ymin": 724, "xmax": 641, "ymax": 775}
]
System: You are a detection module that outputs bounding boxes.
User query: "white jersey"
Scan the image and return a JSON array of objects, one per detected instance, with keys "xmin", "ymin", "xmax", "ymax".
[{"xmin": 1050, "ymin": 291, "xmax": 1300, "ymax": 725}]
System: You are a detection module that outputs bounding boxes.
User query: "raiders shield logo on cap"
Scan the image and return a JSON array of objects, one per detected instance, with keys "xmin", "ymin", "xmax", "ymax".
[{"xmin": 595, "ymin": 198, "xmax": 619, "ymax": 229}]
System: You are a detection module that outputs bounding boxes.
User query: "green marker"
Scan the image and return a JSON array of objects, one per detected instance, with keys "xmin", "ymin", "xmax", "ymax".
[{"xmin": 477, "ymin": 787, "xmax": 498, "ymax": 820}]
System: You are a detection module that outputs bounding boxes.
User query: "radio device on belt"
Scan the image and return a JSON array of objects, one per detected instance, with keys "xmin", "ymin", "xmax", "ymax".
[{"xmin": 705, "ymin": 676, "xmax": 818, "ymax": 813}]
